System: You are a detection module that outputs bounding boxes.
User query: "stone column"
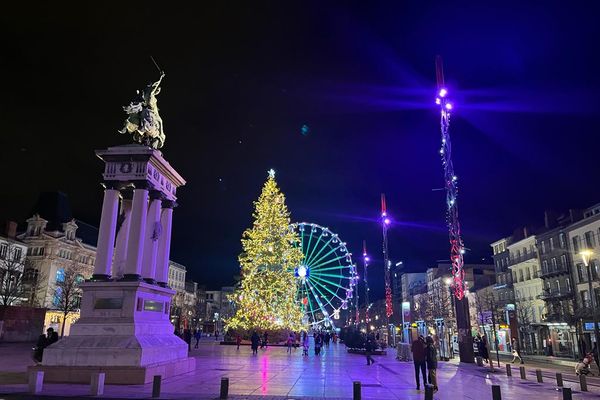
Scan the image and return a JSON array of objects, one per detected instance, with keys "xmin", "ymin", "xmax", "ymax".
[
  {"xmin": 112, "ymin": 192, "xmax": 132, "ymax": 279},
  {"xmin": 156, "ymin": 200, "xmax": 175, "ymax": 286},
  {"xmin": 92, "ymin": 184, "xmax": 120, "ymax": 281},
  {"xmin": 122, "ymin": 183, "xmax": 149, "ymax": 281},
  {"xmin": 141, "ymin": 191, "xmax": 163, "ymax": 284}
]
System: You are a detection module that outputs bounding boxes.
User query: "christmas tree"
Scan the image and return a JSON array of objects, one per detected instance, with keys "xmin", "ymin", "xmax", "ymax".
[{"xmin": 226, "ymin": 169, "xmax": 305, "ymax": 332}]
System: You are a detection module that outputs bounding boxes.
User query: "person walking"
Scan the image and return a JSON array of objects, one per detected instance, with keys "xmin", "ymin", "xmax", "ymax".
[
  {"xmin": 236, "ymin": 334, "xmax": 242, "ymax": 350},
  {"xmin": 214, "ymin": 330, "xmax": 219, "ymax": 341},
  {"xmin": 286, "ymin": 333, "xmax": 294, "ymax": 354},
  {"xmin": 194, "ymin": 329, "xmax": 201, "ymax": 348},
  {"xmin": 314, "ymin": 333, "xmax": 322, "ymax": 355},
  {"xmin": 365, "ymin": 337, "xmax": 376, "ymax": 365},
  {"xmin": 251, "ymin": 331, "xmax": 260, "ymax": 355},
  {"xmin": 261, "ymin": 332, "xmax": 268, "ymax": 349},
  {"xmin": 479, "ymin": 335, "xmax": 490, "ymax": 364},
  {"xmin": 183, "ymin": 328, "xmax": 192, "ymax": 352},
  {"xmin": 302, "ymin": 332, "xmax": 309, "ymax": 356},
  {"xmin": 425, "ymin": 336, "xmax": 438, "ymax": 393},
  {"xmin": 511, "ymin": 337, "xmax": 524, "ymax": 364},
  {"xmin": 411, "ymin": 335, "xmax": 427, "ymax": 391}
]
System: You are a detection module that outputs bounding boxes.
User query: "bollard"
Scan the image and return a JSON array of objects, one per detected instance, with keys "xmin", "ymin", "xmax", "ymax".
[
  {"xmin": 353, "ymin": 381, "xmax": 361, "ymax": 400},
  {"xmin": 519, "ymin": 366, "xmax": 526, "ymax": 379},
  {"xmin": 28, "ymin": 371, "xmax": 44, "ymax": 394},
  {"xmin": 505, "ymin": 364, "xmax": 512, "ymax": 377},
  {"xmin": 90, "ymin": 372, "xmax": 105, "ymax": 396},
  {"xmin": 536, "ymin": 369, "xmax": 543, "ymax": 383},
  {"xmin": 220, "ymin": 377, "xmax": 229, "ymax": 399},
  {"xmin": 555, "ymin": 372, "xmax": 563, "ymax": 387},
  {"xmin": 152, "ymin": 375, "xmax": 162, "ymax": 398},
  {"xmin": 562, "ymin": 387, "xmax": 572, "ymax": 400},
  {"xmin": 424, "ymin": 385, "xmax": 434, "ymax": 400},
  {"xmin": 491, "ymin": 385, "xmax": 502, "ymax": 400},
  {"xmin": 579, "ymin": 374, "xmax": 588, "ymax": 392}
]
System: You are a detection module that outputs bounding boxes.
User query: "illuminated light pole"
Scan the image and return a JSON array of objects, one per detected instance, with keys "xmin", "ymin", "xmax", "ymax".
[
  {"xmin": 363, "ymin": 241, "xmax": 371, "ymax": 323},
  {"xmin": 381, "ymin": 194, "xmax": 393, "ymax": 320},
  {"xmin": 581, "ymin": 249, "xmax": 600, "ymax": 353},
  {"xmin": 435, "ymin": 55, "xmax": 474, "ymax": 363}
]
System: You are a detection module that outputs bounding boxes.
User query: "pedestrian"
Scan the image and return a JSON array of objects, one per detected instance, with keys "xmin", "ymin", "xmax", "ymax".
[
  {"xmin": 215, "ymin": 330, "xmax": 219, "ymax": 341},
  {"xmin": 365, "ymin": 337, "xmax": 376, "ymax": 365},
  {"xmin": 479, "ymin": 335, "xmax": 490, "ymax": 364},
  {"xmin": 33, "ymin": 331, "xmax": 49, "ymax": 363},
  {"xmin": 511, "ymin": 337, "xmax": 524, "ymax": 364},
  {"xmin": 183, "ymin": 328, "xmax": 192, "ymax": 351},
  {"xmin": 315, "ymin": 333, "xmax": 322, "ymax": 355},
  {"xmin": 411, "ymin": 335, "xmax": 427, "ymax": 391},
  {"xmin": 46, "ymin": 327, "xmax": 58, "ymax": 345},
  {"xmin": 287, "ymin": 333, "xmax": 293, "ymax": 354},
  {"xmin": 302, "ymin": 332, "xmax": 309, "ymax": 356},
  {"xmin": 262, "ymin": 332, "xmax": 268, "ymax": 349},
  {"xmin": 425, "ymin": 336, "xmax": 438, "ymax": 393},
  {"xmin": 251, "ymin": 331, "xmax": 260, "ymax": 355},
  {"xmin": 236, "ymin": 334, "xmax": 242, "ymax": 350},
  {"xmin": 592, "ymin": 342, "xmax": 600, "ymax": 372},
  {"xmin": 194, "ymin": 329, "xmax": 201, "ymax": 348}
]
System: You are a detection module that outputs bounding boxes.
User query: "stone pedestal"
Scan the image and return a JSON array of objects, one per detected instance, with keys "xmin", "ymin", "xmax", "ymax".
[
  {"xmin": 30, "ymin": 281, "xmax": 195, "ymax": 384},
  {"xmin": 28, "ymin": 144, "xmax": 191, "ymax": 384}
]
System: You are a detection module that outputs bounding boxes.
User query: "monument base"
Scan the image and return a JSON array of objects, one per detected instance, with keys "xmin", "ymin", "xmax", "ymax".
[
  {"xmin": 36, "ymin": 281, "xmax": 195, "ymax": 384},
  {"xmin": 28, "ymin": 357, "xmax": 195, "ymax": 384}
]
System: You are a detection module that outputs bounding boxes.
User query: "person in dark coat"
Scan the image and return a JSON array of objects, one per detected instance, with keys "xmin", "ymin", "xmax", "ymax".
[
  {"xmin": 183, "ymin": 328, "xmax": 192, "ymax": 351},
  {"xmin": 251, "ymin": 331, "xmax": 260, "ymax": 355},
  {"xmin": 194, "ymin": 329, "xmax": 202, "ymax": 348},
  {"xmin": 46, "ymin": 328, "xmax": 58, "ymax": 345},
  {"xmin": 425, "ymin": 336, "xmax": 438, "ymax": 392},
  {"xmin": 314, "ymin": 333, "xmax": 322, "ymax": 355},
  {"xmin": 479, "ymin": 335, "xmax": 490, "ymax": 364},
  {"xmin": 411, "ymin": 335, "xmax": 427, "ymax": 391},
  {"xmin": 365, "ymin": 337, "xmax": 376, "ymax": 365},
  {"xmin": 33, "ymin": 333, "xmax": 47, "ymax": 363}
]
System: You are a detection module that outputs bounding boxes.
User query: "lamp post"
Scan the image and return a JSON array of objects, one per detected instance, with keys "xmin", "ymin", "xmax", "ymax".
[{"xmin": 581, "ymin": 249, "xmax": 600, "ymax": 356}]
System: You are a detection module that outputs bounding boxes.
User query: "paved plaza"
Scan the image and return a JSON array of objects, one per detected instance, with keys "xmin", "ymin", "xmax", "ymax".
[{"xmin": 1, "ymin": 338, "xmax": 599, "ymax": 399}]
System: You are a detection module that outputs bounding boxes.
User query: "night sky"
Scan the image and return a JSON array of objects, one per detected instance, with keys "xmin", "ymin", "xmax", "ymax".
[{"xmin": 1, "ymin": 3, "xmax": 599, "ymax": 298}]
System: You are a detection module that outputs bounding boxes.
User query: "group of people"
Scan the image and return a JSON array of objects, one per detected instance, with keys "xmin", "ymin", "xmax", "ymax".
[
  {"xmin": 246, "ymin": 331, "xmax": 337, "ymax": 356},
  {"xmin": 411, "ymin": 335, "xmax": 438, "ymax": 392},
  {"xmin": 33, "ymin": 327, "xmax": 59, "ymax": 363}
]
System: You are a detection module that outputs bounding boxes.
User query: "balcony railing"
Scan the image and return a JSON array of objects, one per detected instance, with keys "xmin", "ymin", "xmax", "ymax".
[
  {"xmin": 509, "ymin": 252, "xmax": 538, "ymax": 266},
  {"xmin": 539, "ymin": 265, "xmax": 570, "ymax": 279},
  {"xmin": 537, "ymin": 289, "xmax": 573, "ymax": 300}
]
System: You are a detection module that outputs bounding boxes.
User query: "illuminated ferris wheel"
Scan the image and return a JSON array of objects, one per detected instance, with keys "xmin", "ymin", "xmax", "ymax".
[{"xmin": 290, "ymin": 222, "xmax": 357, "ymax": 328}]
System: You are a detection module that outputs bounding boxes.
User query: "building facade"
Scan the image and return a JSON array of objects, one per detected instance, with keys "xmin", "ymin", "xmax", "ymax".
[
  {"xmin": 491, "ymin": 237, "xmax": 514, "ymax": 306},
  {"xmin": 0, "ymin": 222, "xmax": 29, "ymax": 306},
  {"xmin": 566, "ymin": 204, "xmax": 600, "ymax": 351}
]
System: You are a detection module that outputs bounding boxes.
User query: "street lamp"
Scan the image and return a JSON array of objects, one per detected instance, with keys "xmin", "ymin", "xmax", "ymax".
[{"xmin": 581, "ymin": 249, "xmax": 600, "ymax": 355}]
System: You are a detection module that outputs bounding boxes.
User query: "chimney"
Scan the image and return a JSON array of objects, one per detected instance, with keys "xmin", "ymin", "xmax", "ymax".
[{"xmin": 4, "ymin": 221, "xmax": 17, "ymax": 239}]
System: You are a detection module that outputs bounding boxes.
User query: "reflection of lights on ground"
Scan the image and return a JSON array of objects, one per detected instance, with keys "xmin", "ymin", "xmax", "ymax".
[{"xmin": 261, "ymin": 353, "xmax": 269, "ymax": 395}]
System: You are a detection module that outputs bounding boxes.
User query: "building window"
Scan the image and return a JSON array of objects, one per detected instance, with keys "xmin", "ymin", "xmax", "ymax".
[
  {"xmin": 581, "ymin": 290, "xmax": 590, "ymax": 308},
  {"xmin": 523, "ymin": 247, "xmax": 528, "ymax": 256},
  {"xmin": 53, "ymin": 287, "xmax": 63, "ymax": 306},
  {"xmin": 541, "ymin": 241, "xmax": 546, "ymax": 254},
  {"xmin": 566, "ymin": 278, "xmax": 571, "ymax": 292},
  {"xmin": 56, "ymin": 268, "xmax": 65, "ymax": 283},
  {"xmin": 533, "ymin": 268, "xmax": 538, "ymax": 278},
  {"xmin": 592, "ymin": 260, "xmax": 600, "ymax": 280},
  {"xmin": 559, "ymin": 233, "xmax": 566, "ymax": 248},
  {"xmin": 551, "ymin": 258, "xmax": 558, "ymax": 271},
  {"xmin": 542, "ymin": 260, "xmax": 549, "ymax": 274},
  {"xmin": 585, "ymin": 231, "xmax": 596, "ymax": 249},
  {"xmin": 573, "ymin": 236, "xmax": 581, "ymax": 253},
  {"xmin": 555, "ymin": 280, "xmax": 560, "ymax": 294},
  {"xmin": 519, "ymin": 270, "xmax": 524, "ymax": 282},
  {"xmin": 560, "ymin": 254, "xmax": 567, "ymax": 268},
  {"xmin": 578, "ymin": 263, "xmax": 588, "ymax": 283},
  {"xmin": 0, "ymin": 243, "xmax": 7, "ymax": 259},
  {"xmin": 549, "ymin": 238, "xmax": 554, "ymax": 251},
  {"xmin": 526, "ymin": 268, "xmax": 531, "ymax": 280},
  {"xmin": 512, "ymin": 271, "xmax": 517, "ymax": 283}
]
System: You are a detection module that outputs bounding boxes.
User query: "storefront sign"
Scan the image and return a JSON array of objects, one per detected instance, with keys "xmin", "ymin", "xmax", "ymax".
[{"xmin": 583, "ymin": 321, "xmax": 600, "ymax": 332}]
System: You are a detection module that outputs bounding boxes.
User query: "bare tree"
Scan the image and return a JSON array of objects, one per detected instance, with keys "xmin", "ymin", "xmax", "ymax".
[
  {"xmin": 53, "ymin": 263, "xmax": 85, "ymax": 337},
  {"xmin": 515, "ymin": 300, "xmax": 536, "ymax": 354},
  {"xmin": 0, "ymin": 243, "xmax": 27, "ymax": 308},
  {"xmin": 473, "ymin": 288, "xmax": 503, "ymax": 367}
]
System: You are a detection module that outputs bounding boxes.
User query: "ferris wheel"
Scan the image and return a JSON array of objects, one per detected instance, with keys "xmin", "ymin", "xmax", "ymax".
[{"xmin": 290, "ymin": 222, "xmax": 358, "ymax": 328}]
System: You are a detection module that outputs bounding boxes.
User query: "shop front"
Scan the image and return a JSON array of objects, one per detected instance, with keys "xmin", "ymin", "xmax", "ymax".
[{"xmin": 540, "ymin": 323, "xmax": 576, "ymax": 358}]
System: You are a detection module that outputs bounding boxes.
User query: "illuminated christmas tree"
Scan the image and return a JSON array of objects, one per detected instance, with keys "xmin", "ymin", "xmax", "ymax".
[{"xmin": 226, "ymin": 169, "xmax": 305, "ymax": 331}]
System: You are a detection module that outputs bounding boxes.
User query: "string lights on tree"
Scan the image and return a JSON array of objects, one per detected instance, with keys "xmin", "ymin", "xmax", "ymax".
[{"xmin": 226, "ymin": 170, "xmax": 306, "ymax": 331}]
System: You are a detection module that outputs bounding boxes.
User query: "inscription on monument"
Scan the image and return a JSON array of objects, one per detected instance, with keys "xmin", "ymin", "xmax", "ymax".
[
  {"xmin": 94, "ymin": 298, "xmax": 123, "ymax": 309},
  {"xmin": 144, "ymin": 300, "xmax": 164, "ymax": 312}
]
